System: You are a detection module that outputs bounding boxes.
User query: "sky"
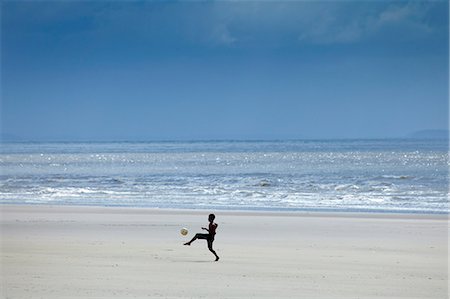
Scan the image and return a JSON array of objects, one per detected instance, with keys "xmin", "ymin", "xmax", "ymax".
[{"xmin": 1, "ymin": 0, "xmax": 448, "ymax": 141}]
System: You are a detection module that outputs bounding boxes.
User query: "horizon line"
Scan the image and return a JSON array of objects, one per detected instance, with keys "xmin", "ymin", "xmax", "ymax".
[{"xmin": 1, "ymin": 137, "xmax": 449, "ymax": 144}]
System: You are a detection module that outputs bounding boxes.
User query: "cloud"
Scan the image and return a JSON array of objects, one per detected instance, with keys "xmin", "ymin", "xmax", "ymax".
[
  {"xmin": 211, "ymin": 24, "xmax": 237, "ymax": 45},
  {"xmin": 296, "ymin": 4, "xmax": 364, "ymax": 44},
  {"xmin": 297, "ymin": 1, "xmax": 440, "ymax": 45},
  {"xmin": 373, "ymin": 2, "xmax": 435, "ymax": 35},
  {"xmin": 204, "ymin": 1, "xmax": 445, "ymax": 47},
  {"xmin": 378, "ymin": 2, "xmax": 422, "ymax": 24},
  {"xmin": 3, "ymin": 0, "xmax": 445, "ymax": 52}
]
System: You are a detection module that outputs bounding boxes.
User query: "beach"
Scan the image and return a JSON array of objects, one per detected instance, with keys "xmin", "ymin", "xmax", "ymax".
[{"xmin": 1, "ymin": 205, "xmax": 447, "ymax": 298}]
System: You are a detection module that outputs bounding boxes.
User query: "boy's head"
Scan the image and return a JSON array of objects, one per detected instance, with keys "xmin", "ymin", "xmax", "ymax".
[{"xmin": 208, "ymin": 214, "xmax": 215, "ymax": 222}]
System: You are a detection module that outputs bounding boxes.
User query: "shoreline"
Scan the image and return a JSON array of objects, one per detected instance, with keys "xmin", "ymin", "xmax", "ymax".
[{"xmin": 1, "ymin": 203, "xmax": 448, "ymax": 220}]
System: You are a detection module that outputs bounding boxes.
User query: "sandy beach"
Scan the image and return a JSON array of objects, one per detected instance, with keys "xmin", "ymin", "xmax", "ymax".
[{"xmin": 1, "ymin": 205, "xmax": 448, "ymax": 298}]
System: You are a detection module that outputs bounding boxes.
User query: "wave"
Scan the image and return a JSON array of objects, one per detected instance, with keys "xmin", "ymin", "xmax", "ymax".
[
  {"xmin": 376, "ymin": 175, "xmax": 415, "ymax": 180},
  {"xmin": 334, "ymin": 184, "xmax": 360, "ymax": 191}
]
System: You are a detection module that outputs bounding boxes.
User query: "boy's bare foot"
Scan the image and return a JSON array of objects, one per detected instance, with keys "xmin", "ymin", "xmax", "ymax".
[{"xmin": 215, "ymin": 256, "xmax": 219, "ymax": 261}]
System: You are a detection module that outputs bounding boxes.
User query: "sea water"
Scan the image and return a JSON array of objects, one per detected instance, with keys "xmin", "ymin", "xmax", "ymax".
[{"xmin": 0, "ymin": 139, "xmax": 448, "ymax": 213}]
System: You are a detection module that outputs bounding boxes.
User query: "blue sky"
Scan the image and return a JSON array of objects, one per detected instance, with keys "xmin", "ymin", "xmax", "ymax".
[{"xmin": 1, "ymin": 1, "xmax": 448, "ymax": 141}]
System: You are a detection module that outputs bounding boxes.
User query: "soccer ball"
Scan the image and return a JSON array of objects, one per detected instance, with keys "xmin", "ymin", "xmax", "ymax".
[{"xmin": 180, "ymin": 228, "xmax": 188, "ymax": 236}]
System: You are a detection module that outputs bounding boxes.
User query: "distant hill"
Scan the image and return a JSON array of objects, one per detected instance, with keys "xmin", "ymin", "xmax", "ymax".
[{"xmin": 409, "ymin": 129, "xmax": 449, "ymax": 139}]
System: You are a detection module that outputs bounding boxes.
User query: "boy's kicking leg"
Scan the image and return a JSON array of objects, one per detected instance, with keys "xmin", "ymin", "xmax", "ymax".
[{"xmin": 184, "ymin": 233, "xmax": 207, "ymax": 245}]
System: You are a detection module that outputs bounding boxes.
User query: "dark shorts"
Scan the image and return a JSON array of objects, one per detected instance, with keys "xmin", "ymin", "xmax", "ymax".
[
  {"xmin": 196, "ymin": 233, "xmax": 215, "ymax": 247},
  {"xmin": 196, "ymin": 233, "xmax": 214, "ymax": 241}
]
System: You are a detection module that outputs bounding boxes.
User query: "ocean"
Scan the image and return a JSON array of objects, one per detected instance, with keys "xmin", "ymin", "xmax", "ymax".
[{"xmin": 0, "ymin": 139, "xmax": 448, "ymax": 214}]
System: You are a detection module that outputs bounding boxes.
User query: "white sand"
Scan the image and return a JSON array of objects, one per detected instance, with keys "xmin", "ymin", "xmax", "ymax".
[{"xmin": 1, "ymin": 205, "xmax": 448, "ymax": 298}]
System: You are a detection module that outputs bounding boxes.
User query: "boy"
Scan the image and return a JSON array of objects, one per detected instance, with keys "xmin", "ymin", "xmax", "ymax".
[{"xmin": 184, "ymin": 213, "xmax": 219, "ymax": 261}]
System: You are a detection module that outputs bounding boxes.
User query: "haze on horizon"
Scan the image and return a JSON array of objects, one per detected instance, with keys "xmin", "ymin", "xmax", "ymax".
[{"xmin": 1, "ymin": 1, "xmax": 448, "ymax": 141}]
